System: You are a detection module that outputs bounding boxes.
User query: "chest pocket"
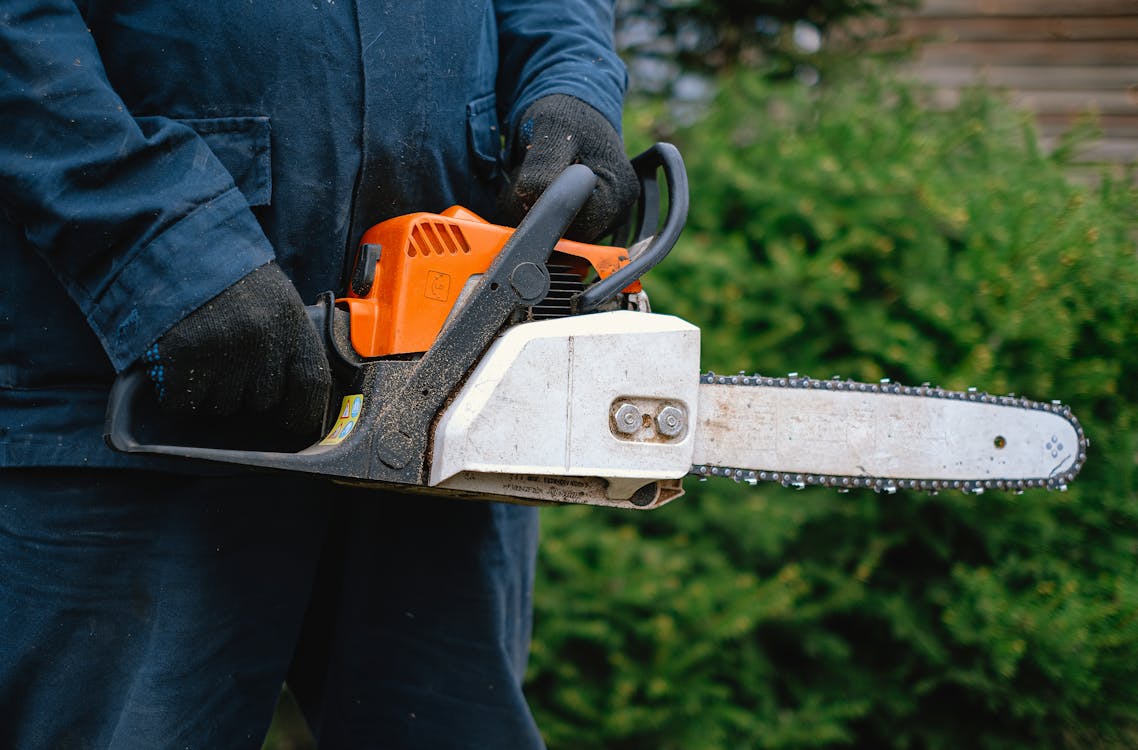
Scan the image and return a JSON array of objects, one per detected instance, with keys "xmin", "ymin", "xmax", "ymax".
[
  {"xmin": 466, "ymin": 92, "xmax": 501, "ymax": 182},
  {"xmin": 161, "ymin": 116, "xmax": 273, "ymax": 207}
]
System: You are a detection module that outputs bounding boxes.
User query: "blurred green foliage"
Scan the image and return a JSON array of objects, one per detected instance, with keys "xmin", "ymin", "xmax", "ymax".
[{"xmin": 527, "ymin": 66, "xmax": 1138, "ymax": 749}]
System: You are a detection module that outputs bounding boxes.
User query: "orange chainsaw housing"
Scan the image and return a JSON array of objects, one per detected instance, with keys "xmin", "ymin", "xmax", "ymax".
[{"xmin": 339, "ymin": 206, "xmax": 641, "ymax": 358}]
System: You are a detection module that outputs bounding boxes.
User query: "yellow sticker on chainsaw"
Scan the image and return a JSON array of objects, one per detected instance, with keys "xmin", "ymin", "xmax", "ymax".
[{"xmin": 320, "ymin": 394, "xmax": 364, "ymax": 445}]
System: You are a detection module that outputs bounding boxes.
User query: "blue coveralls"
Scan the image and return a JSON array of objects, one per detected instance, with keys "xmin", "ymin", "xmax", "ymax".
[{"xmin": 0, "ymin": 1, "xmax": 626, "ymax": 746}]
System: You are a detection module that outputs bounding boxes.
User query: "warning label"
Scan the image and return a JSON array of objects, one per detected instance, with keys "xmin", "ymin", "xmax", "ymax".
[{"xmin": 319, "ymin": 394, "xmax": 364, "ymax": 445}]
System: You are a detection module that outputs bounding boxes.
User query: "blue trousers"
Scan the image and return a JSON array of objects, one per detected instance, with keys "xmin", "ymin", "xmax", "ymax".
[{"xmin": 0, "ymin": 469, "xmax": 545, "ymax": 749}]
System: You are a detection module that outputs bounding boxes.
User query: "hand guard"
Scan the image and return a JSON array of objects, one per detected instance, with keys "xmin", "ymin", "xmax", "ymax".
[
  {"xmin": 143, "ymin": 262, "xmax": 331, "ymax": 434},
  {"xmin": 498, "ymin": 94, "xmax": 638, "ymax": 243}
]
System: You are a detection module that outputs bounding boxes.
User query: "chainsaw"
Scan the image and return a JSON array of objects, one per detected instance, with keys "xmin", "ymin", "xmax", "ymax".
[{"xmin": 105, "ymin": 143, "xmax": 1088, "ymax": 510}]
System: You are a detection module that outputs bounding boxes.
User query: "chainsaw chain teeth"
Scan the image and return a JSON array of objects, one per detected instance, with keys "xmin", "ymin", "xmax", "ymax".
[{"xmin": 690, "ymin": 372, "xmax": 1089, "ymax": 495}]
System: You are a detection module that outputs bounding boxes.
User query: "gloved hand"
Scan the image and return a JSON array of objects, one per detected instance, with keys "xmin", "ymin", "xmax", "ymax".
[
  {"xmin": 498, "ymin": 94, "xmax": 639, "ymax": 243},
  {"xmin": 142, "ymin": 262, "xmax": 331, "ymax": 434}
]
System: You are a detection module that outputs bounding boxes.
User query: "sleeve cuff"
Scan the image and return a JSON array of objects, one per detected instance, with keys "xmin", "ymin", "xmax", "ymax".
[
  {"xmin": 87, "ymin": 186, "xmax": 276, "ymax": 371},
  {"xmin": 509, "ymin": 68, "xmax": 626, "ymax": 140}
]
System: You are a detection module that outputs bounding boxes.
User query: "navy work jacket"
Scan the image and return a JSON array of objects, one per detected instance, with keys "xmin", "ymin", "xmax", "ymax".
[{"xmin": 0, "ymin": 0, "xmax": 626, "ymax": 467}]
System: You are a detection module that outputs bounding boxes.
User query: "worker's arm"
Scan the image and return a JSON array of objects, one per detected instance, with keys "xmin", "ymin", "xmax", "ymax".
[
  {"xmin": 0, "ymin": 0, "xmax": 329, "ymax": 430},
  {"xmin": 494, "ymin": 0, "xmax": 627, "ymax": 138},
  {"xmin": 494, "ymin": 0, "xmax": 637, "ymax": 241},
  {"xmin": 0, "ymin": 0, "xmax": 274, "ymax": 372}
]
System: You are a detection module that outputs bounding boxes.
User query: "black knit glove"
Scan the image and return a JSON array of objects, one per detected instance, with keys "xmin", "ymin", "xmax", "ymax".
[
  {"xmin": 142, "ymin": 262, "xmax": 331, "ymax": 434},
  {"xmin": 499, "ymin": 94, "xmax": 638, "ymax": 243}
]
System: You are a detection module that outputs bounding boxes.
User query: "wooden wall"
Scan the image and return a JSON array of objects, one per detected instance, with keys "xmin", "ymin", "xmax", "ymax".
[{"xmin": 882, "ymin": 0, "xmax": 1138, "ymax": 179}]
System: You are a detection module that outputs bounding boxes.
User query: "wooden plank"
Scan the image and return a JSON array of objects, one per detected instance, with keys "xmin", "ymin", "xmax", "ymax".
[
  {"xmin": 916, "ymin": 0, "xmax": 1138, "ymax": 18},
  {"xmin": 1035, "ymin": 113, "xmax": 1138, "ymax": 133},
  {"xmin": 899, "ymin": 16, "xmax": 1138, "ymax": 42},
  {"xmin": 1064, "ymin": 166, "xmax": 1138, "ymax": 195},
  {"xmin": 1039, "ymin": 135, "xmax": 1138, "ymax": 162},
  {"xmin": 1007, "ymin": 90, "xmax": 1138, "ymax": 117},
  {"xmin": 923, "ymin": 85, "xmax": 1138, "ymax": 113},
  {"xmin": 917, "ymin": 40, "xmax": 1138, "ymax": 65},
  {"xmin": 1066, "ymin": 163, "xmax": 1136, "ymax": 179},
  {"xmin": 919, "ymin": 86, "xmax": 1138, "ymax": 116},
  {"xmin": 909, "ymin": 64, "xmax": 1138, "ymax": 90}
]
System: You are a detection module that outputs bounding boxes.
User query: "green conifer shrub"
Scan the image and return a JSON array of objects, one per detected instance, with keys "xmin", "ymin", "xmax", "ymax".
[{"xmin": 528, "ymin": 66, "xmax": 1138, "ymax": 749}]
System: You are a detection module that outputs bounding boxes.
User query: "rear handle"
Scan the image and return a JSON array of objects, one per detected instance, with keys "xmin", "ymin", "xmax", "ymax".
[{"xmin": 573, "ymin": 143, "xmax": 688, "ymax": 313}]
